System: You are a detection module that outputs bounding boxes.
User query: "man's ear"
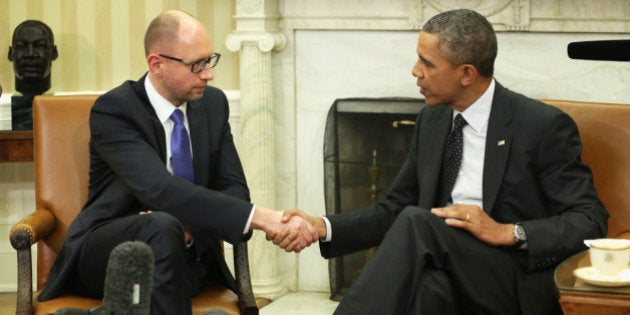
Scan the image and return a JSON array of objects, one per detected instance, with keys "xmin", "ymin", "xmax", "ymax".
[
  {"xmin": 460, "ymin": 64, "xmax": 478, "ymax": 87},
  {"xmin": 147, "ymin": 54, "xmax": 163, "ymax": 77},
  {"xmin": 7, "ymin": 46, "xmax": 13, "ymax": 62},
  {"xmin": 51, "ymin": 45, "xmax": 58, "ymax": 60}
]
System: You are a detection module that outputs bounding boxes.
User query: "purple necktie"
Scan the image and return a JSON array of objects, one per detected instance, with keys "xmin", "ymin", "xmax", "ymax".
[{"xmin": 170, "ymin": 109, "xmax": 194, "ymax": 182}]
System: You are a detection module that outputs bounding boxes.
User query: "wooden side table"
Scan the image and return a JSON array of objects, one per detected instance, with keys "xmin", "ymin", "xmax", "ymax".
[
  {"xmin": 0, "ymin": 130, "xmax": 33, "ymax": 162},
  {"xmin": 555, "ymin": 251, "xmax": 630, "ymax": 314}
]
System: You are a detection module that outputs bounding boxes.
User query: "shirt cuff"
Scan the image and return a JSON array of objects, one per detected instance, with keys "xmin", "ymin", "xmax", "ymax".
[
  {"xmin": 321, "ymin": 216, "xmax": 332, "ymax": 242},
  {"xmin": 243, "ymin": 204, "xmax": 256, "ymax": 234}
]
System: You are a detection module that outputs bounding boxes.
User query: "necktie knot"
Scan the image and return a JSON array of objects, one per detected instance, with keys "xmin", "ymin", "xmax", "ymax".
[
  {"xmin": 452, "ymin": 113, "xmax": 467, "ymax": 133},
  {"xmin": 170, "ymin": 108, "xmax": 185, "ymax": 125}
]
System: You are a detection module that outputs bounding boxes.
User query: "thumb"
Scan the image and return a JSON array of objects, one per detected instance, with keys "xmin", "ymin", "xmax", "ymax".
[{"xmin": 281, "ymin": 208, "xmax": 301, "ymax": 223}]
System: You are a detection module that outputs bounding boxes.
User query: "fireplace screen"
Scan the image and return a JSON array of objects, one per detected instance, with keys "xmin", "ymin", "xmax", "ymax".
[{"xmin": 323, "ymin": 97, "xmax": 425, "ymax": 300}]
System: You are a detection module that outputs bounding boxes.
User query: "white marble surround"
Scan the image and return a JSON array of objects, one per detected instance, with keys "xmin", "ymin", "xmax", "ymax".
[{"xmin": 1, "ymin": 1, "xmax": 630, "ymax": 308}]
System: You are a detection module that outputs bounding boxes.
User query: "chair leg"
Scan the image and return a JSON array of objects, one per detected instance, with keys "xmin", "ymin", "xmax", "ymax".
[
  {"xmin": 14, "ymin": 235, "xmax": 33, "ymax": 315},
  {"xmin": 234, "ymin": 241, "xmax": 258, "ymax": 315}
]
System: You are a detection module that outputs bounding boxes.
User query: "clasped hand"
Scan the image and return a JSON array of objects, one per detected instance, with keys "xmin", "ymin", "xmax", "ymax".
[{"xmin": 261, "ymin": 208, "xmax": 319, "ymax": 253}]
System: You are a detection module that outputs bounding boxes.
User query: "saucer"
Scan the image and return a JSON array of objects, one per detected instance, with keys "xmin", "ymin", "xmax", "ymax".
[{"xmin": 574, "ymin": 267, "xmax": 630, "ymax": 287}]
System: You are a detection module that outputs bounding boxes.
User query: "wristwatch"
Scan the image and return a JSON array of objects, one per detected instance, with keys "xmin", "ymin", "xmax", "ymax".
[{"xmin": 513, "ymin": 223, "xmax": 528, "ymax": 249}]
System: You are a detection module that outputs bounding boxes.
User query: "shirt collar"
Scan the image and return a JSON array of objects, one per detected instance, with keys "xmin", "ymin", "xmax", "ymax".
[
  {"xmin": 144, "ymin": 76, "xmax": 187, "ymax": 124},
  {"xmin": 453, "ymin": 79, "xmax": 495, "ymax": 133}
]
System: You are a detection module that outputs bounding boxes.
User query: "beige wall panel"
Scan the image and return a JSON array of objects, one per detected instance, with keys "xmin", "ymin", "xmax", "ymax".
[{"xmin": 0, "ymin": 0, "xmax": 238, "ymax": 94}]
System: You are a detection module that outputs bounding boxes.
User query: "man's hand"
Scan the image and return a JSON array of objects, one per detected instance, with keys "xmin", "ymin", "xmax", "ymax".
[
  {"xmin": 279, "ymin": 209, "xmax": 327, "ymax": 240},
  {"xmin": 430, "ymin": 204, "xmax": 515, "ymax": 246},
  {"xmin": 252, "ymin": 206, "xmax": 318, "ymax": 253}
]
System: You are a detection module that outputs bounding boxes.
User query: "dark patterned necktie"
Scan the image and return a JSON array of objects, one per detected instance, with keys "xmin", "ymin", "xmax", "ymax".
[
  {"xmin": 437, "ymin": 114, "xmax": 467, "ymax": 206},
  {"xmin": 170, "ymin": 109, "xmax": 194, "ymax": 183}
]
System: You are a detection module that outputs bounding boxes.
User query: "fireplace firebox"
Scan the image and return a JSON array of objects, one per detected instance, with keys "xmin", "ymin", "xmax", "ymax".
[{"xmin": 323, "ymin": 97, "xmax": 425, "ymax": 300}]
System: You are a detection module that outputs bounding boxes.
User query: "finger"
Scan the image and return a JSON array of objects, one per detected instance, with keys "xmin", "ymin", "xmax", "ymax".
[
  {"xmin": 307, "ymin": 224, "xmax": 318, "ymax": 243},
  {"xmin": 278, "ymin": 230, "xmax": 299, "ymax": 249},
  {"xmin": 270, "ymin": 227, "xmax": 290, "ymax": 244},
  {"xmin": 430, "ymin": 208, "xmax": 448, "ymax": 218},
  {"xmin": 267, "ymin": 231, "xmax": 280, "ymax": 242},
  {"xmin": 305, "ymin": 220, "xmax": 318, "ymax": 237},
  {"xmin": 286, "ymin": 241, "xmax": 303, "ymax": 253},
  {"xmin": 284, "ymin": 239, "xmax": 298, "ymax": 252},
  {"xmin": 284, "ymin": 238, "xmax": 302, "ymax": 252},
  {"xmin": 444, "ymin": 218, "xmax": 467, "ymax": 228},
  {"xmin": 272, "ymin": 231, "xmax": 289, "ymax": 245},
  {"xmin": 289, "ymin": 237, "xmax": 307, "ymax": 252}
]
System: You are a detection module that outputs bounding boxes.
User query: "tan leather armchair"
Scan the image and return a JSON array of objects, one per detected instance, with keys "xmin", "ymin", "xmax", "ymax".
[
  {"xmin": 9, "ymin": 95, "xmax": 258, "ymax": 315},
  {"xmin": 543, "ymin": 99, "xmax": 630, "ymax": 239}
]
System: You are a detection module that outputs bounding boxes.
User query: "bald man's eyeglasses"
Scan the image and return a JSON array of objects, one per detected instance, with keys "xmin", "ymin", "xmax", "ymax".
[{"xmin": 159, "ymin": 53, "xmax": 221, "ymax": 73}]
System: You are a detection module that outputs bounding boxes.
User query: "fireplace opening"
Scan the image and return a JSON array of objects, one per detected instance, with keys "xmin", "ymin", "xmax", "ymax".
[{"xmin": 323, "ymin": 97, "xmax": 425, "ymax": 300}]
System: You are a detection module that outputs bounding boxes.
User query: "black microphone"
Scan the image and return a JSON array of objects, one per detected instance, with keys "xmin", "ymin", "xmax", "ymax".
[
  {"xmin": 567, "ymin": 39, "xmax": 630, "ymax": 61},
  {"xmin": 51, "ymin": 241, "xmax": 155, "ymax": 315},
  {"xmin": 99, "ymin": 241, "xmax": 155, "ymax": 315}
]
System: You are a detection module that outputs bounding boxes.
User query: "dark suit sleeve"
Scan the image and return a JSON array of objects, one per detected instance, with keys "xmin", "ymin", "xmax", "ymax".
[{"xmin": 520, "ymin": 110, "xmax": 608, "ymax": 270}]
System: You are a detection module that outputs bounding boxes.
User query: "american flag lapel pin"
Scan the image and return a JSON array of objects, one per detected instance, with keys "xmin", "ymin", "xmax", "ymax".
[{"xmin": 497, "ymin": 139, "xmax": 506, "ymax": 146}]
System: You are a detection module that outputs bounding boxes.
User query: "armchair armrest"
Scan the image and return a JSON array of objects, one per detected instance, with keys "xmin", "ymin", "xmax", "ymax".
[
  {"xmin": 234, "ymin": 233, "xmax": 259, "ymax": 315},
  {"xmin": 10, "ymin": 209, "xmax": 55, "ymax": 249},
  {"xmin": 9, "ymin": 209, "xmax": 56, "ymax": 315}
]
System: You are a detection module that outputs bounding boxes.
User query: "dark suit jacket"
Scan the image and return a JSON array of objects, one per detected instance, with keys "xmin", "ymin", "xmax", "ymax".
[
  {"xmin": 321, "ymin": 82, "xmax": 608, "ymax": 310},
  {"xmin": 39, "ymin": 76, "xmax": 253, "ymax": 301}
]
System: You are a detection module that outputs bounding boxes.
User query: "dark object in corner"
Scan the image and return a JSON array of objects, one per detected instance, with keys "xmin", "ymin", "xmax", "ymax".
[
  {"xmin": 568, "ymin": 40, "xmax": 630, "ymax": 62},
  {"xmin": 11, "ymin": 95, "xmax": 34, "ymax": 130}
]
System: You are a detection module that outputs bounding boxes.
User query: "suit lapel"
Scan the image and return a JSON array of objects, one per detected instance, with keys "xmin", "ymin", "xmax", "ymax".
[
  {"xmin": 483, "ymin": 83, "xmax": 513, "ymax": 214},
  {"xmin": 418, "ymin": 108, "xmax": 452, "ymax": 208},
  {"xmin": 131, "ymin": 76, "xmax": 167, "ymax": 162},
  {"xmin": 186, "ymin": 101, "xmax": 210, "ymax": 186}
]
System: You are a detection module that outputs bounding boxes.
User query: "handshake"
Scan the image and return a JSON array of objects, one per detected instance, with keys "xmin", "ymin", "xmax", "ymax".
[{"xmin": 252, "ymin": 207, "xmax": 327, "ymax": 253}]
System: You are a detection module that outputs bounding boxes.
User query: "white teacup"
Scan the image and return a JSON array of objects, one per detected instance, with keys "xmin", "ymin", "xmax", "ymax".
[{"xmin": 588, "ymin": 238, "xmax": 630, "ymax": 277}]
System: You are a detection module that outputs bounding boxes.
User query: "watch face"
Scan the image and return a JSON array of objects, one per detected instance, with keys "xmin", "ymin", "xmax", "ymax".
[{"xmin": 515, "ymin": 225, "xmax": 526, "ymax": 241}]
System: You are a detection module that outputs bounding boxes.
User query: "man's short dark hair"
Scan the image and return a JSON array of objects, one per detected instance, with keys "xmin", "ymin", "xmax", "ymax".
[{"xmin": 422, "ymin": 9, "xmax": 497, "ymax": 77}]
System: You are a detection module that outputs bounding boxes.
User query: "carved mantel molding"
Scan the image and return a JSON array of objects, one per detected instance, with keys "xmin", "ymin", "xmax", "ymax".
[
  {"xmin": 279, "ymin": 0, "xmax": 630, "ymax": 33},
  {"xmin": 227, "ymin": 0, "xmax": 286, "ymax": 51},
  {"xmin": 410, "ymin": 0, "xmax": 531, "ymax": 30},
  {"xmin": 226, "ymin": 31, "xmax": 286, "ymax": 53}
]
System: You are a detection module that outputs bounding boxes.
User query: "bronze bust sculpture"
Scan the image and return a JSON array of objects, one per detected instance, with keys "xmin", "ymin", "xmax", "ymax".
[
  {"xmin": 7, "ymin": 20, "xmax": 58, "ymax": 130},
  {"xmin": 8, "ymin": 20, "xmax": 58, "ymax": 96}
]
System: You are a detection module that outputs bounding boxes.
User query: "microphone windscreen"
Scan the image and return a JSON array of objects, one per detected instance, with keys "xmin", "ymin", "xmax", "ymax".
[
  {"xmin": 567, "ymin": 40, "xmax": 630, "ymax": 61},
  {"xmin": 102, "ymin": 241, "xmax": 154, "ymax": 315}
]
